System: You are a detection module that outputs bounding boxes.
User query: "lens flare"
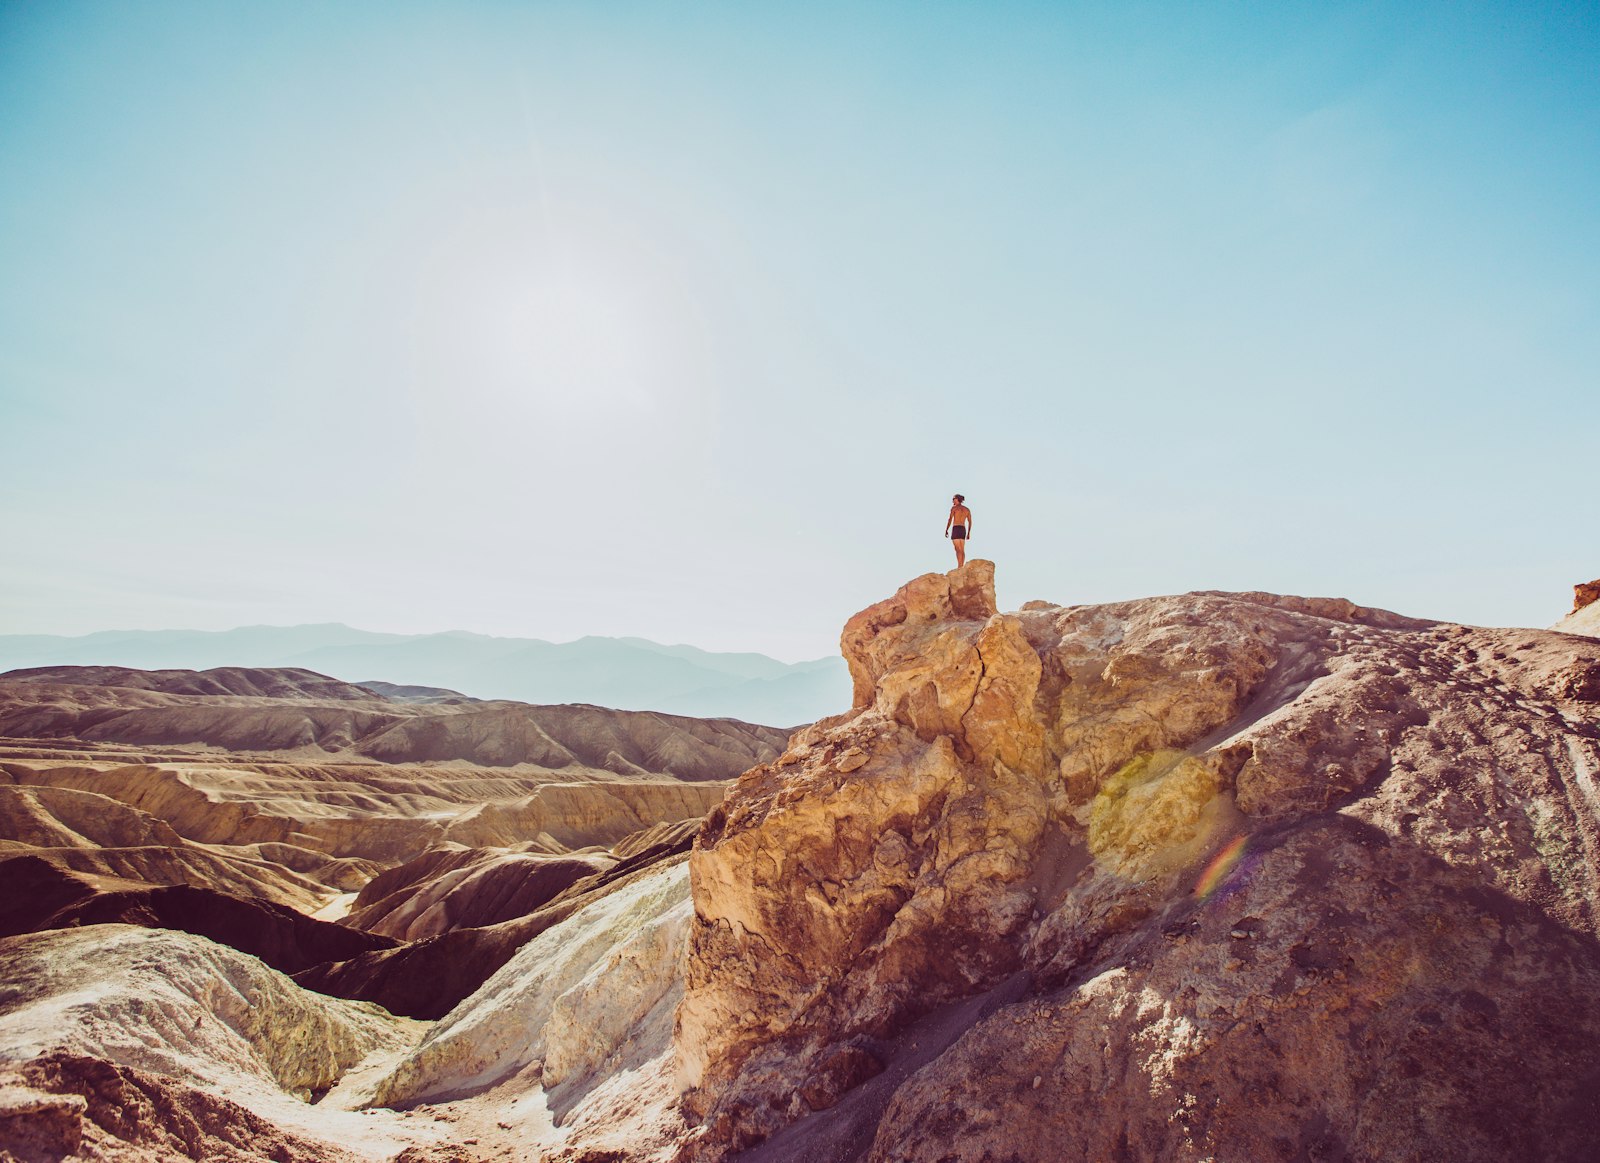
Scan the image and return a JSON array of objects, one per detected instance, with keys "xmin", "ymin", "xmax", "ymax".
[{"xmin": 1193, "ymin": 834, "xmax": 1251, "ymax": 901}]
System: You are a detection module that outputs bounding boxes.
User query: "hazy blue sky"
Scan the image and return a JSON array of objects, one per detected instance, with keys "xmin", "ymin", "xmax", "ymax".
[{"xmin": 2, "ymin": 1, "xmax": 1595, "ymax": 659}]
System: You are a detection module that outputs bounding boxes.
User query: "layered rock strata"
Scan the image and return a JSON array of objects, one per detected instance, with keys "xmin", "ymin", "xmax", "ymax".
[
  {"xmin": 676, "ymin": 561, "xmax": 1600, "ymax": 1161},
  {"xmin": 0, "ymin": 856, "xmax": 397, "ymax": 974},
  {"xmin": 341, "ymin": 848, "xmax": 612, "ymax": 941},
  {"xmin": 1, "ymin": 761, "xmax": 727, "ymax": 867},
  {"xmin": 296, "ymin": 823, "xmax": 702, "ymax": 1019},
  {"xmin": 0, "ymin": 824, "xmax": 710, "ymax": 1161},
  {"xmin": 0, "ymin": 667, "xmax": 786, "ymax": 1160},
  {"xmin": 0, "ymin": 666, "xmax": 785, "ymax": 779}
]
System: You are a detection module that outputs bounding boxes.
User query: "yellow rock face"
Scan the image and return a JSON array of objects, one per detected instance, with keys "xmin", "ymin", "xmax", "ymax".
[
  {"xmin": 1087, "ymin": 750, "xmax": 1236, "ymax": 881},
  {"xmin": 679, "ymin": 562, "xmax": 1053, "ymax": 1121}
]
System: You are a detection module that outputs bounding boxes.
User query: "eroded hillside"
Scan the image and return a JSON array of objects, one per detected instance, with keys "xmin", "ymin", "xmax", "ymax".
[{"xmin": 0, "ymin": 670, "xmax": 779, "ymax": 1017}]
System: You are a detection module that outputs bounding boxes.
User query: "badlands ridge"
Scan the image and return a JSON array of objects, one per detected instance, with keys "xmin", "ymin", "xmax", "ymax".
[{"xmin": 2, "ymin": 563, "xmax": 1599, "ymax": 1161}]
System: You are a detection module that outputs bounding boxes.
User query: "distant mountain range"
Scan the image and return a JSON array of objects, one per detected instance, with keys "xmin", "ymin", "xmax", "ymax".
[{"xmin": 0, "ymin": 625, "xmax": 850, "ymax": 727}]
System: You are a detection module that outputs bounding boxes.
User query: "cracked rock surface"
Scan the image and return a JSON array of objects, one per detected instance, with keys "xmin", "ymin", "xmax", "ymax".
[{"xmin": 675, "ymin": 561, "xmax": 1600, "ymax": 1161}]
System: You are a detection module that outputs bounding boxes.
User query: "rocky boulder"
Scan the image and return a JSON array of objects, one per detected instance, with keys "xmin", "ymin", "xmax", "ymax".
[
  {"xmin": 675, "ymin": 561, "xmax": 1600, "ymax": 1161},
  {"xmin": 1556, "ymin": 579, "xmax": 1600, "ymax": 638}
]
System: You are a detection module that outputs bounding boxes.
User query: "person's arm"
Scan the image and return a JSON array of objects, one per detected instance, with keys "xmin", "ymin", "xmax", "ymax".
[
  {"xmin": 945, "ymin": 508, "xmax": 954, "ymax": 537},
  {"xmin": 963, "ymin": 507, "xmax": 972, "ymax": 538}
]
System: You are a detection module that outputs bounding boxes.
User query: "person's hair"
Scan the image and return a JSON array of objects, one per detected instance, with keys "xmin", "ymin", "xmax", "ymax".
[{"xmin": 953, "ymin": 494, "xmax": 965, "ymax": 503}]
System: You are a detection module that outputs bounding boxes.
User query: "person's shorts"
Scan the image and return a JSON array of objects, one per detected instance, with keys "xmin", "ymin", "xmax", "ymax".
[{"xmin": 951, "ymin": 525, "xmax": 967, "ymax": 539}]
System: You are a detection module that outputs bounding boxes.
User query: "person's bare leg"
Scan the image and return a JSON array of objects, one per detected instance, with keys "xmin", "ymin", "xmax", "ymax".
[{"xmin": 954, "ymin": 537, "xmax": 966, "ymax": 567}]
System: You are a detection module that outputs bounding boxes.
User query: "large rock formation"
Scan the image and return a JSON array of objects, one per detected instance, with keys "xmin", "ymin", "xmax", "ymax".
[
  {"xmin": 676, "ymin": 561, "xmax": 1600, "ymax": 1160},
  {"xmin": 1555, "ymin": 578, "xmax": 1600, "ymax": 638}
]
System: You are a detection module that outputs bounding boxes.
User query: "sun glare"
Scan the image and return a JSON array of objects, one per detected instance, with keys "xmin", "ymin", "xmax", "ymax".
[
  {"xmin": 477, "ymin": 268, "xmax": 663, "ymax": 413},
  {"xmin": 414, "ymin": 204, "xmax": 701, "ymax": 423}
]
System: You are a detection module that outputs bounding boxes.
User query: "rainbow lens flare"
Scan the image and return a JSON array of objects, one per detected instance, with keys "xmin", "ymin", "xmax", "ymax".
[{"xmin": 1193, "ymin": 834, "xmax": 1252, "ymax": 901}]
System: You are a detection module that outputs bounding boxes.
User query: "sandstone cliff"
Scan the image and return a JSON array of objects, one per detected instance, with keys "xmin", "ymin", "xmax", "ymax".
[{"xmin": 676, "ymin": 561, "xmax": 1600, "ymax": 1161}]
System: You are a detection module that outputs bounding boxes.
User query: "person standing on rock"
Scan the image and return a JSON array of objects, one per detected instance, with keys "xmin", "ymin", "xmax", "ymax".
[{"xmin": 945, "ymin": 494, "xmax": 972, "ymax": 567}]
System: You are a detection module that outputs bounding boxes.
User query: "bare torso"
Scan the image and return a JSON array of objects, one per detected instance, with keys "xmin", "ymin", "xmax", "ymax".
[{"xmin": 946, "ymin": 503, "xmax": 972, "ymax": 566}]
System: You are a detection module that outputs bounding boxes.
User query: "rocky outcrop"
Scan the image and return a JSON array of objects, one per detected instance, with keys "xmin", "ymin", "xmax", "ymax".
[
  {"xmin": 678, "ymin": 561, "xmax": 1051, "ymax": 1122},
  {"xmin": 1555, "ymin": 581, "xmax": 1600, "ymax": 639},
  {"xmin": 675, "ymin": 561, "xmax": 1600, "ymax": 1160}
]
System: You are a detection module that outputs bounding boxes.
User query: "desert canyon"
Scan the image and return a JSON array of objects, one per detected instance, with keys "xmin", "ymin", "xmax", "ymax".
[{"xmin": 2, "ymin": 563, "xmax": 1598, "ymax": 1162}]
